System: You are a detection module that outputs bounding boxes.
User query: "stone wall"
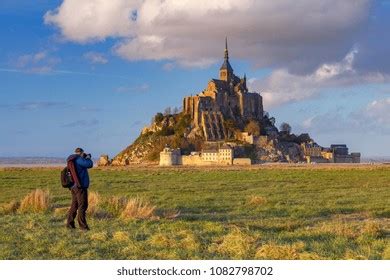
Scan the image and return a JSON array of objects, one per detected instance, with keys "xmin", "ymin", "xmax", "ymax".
[
  {"xmin": 305, "ymin": 156, "xmax": 330, "ymax": 163},
  {"xmin": 233, "ymin": 158, "xmax": 252, "ymax": 165},
  {"xmin": 351, "ymin": 153, "xmax": 361, "ymax": 163}
]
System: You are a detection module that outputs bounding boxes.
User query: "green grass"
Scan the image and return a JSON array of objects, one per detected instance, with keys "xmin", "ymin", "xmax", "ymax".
[{"xmin": 0, "ymin": 166, "xmax": 389, "ymax": 259}]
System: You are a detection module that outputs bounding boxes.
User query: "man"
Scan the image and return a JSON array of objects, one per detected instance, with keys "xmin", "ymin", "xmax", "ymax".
[{"xmin": 66, "ymin": 147, "xmax": 93, "ymax": 230}]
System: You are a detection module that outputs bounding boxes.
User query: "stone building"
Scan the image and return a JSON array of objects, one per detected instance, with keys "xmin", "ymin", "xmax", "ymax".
[
  {"xmin": 183, "ymin": 39, "xmax": 263, "ymax": 141},
  {"xmin": 159, "ymin": 144, "xmax": 250, "ymax": 166},
  {"xmin": 201, "ymin": 144, "xmax": 234, "ymax": 164},
  {"xmin": 159, "ymin": 146, "xmax": 182, "ymax": 166},
  {"xmin": 302, "ymin": 142, "xmax": 361, "ymax": 163}
]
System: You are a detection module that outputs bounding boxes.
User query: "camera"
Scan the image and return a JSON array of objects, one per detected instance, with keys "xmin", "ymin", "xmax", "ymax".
[{"xmin": 82, "ymin": 153, "xmax": 92, "ymax": 159}]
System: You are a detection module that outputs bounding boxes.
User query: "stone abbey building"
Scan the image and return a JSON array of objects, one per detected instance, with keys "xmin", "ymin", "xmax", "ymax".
[{"xmin": 183, "ymin": 39, "xmax": 263, "ymax": 141}]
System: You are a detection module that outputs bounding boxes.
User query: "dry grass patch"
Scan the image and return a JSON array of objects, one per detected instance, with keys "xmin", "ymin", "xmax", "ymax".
[
  {"xmin": 105, "ymin": 196, "xmax": 128, "ymax": 216},
  {"xmin": 177, "ymin": 230, "xmax": 200, "ymax": 252},
  {"xmin": 247, "ymin": 195, "xmax": 267, "ymax": 206},
  {"xmin": 88, "ymin": 191, "xmax": 100, "ymax": 215},
  {"xmin": 0, "ymin": 200, "xmax": 20, "ymax": 215},
  {"xmin": 383, "ymin": 245, "xmax": 390, "ymax": 259},
  {"xmin": 316, "ymin": 221, "xmax": 359, "ymax": 239},
  {"xmin": 361, "ymin": 221, "xmax": 383, "ymax": 238},
  {"xmin": 19, "ymin": 189, "xmax": 51, "ymax": 213},
  {"xmin": 121, "ymin": 197, "xmax": 156, "ymax": 220},
  {"xmin": 113, "ymin": 231, "xmax": 130, "ymax": 242},
  {"xmin": 255, "ymin": 242, "xmax": 306, "ymax": 260},
  {"xmin": 90, "ymin": 232, "xmax": 108, "ymax": 242},
  {"xmin": 53, "ymin": 207, "xmax": 69, "ymax": 216},
  {"xmin": 149, "ymin": 230, "xmax": 200, "ymax": 252},
  {"xmin": 149, "ymin": 233, "xmax": 176, "ymax": 248},
  {"xmin": 210, "ymin": 227, "xmax": 257, "ymax": 259},
  {"xmin": 87, "ymin": 191, "xmax": 111, "ymax": 219},
  {"xmin": 312, "ymin": 218, "xmax": 384, "ymax": 239},
  {"xmin": 344, "ymin": 250, "xmax": 367, "ymax": 260}
]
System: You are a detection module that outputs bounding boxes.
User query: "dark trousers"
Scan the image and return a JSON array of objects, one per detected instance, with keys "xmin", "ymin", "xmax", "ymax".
[{"xmin": 67, "ymin": 187, "xmax": 89, "ymax": 229}]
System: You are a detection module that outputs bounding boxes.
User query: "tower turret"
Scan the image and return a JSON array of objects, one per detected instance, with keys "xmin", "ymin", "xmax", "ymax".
[{"xmin": 219, "ymin": 37, "xmax": 233, "ymax": 82}]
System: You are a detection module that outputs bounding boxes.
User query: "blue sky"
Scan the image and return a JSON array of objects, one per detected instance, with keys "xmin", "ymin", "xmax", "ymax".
[{"xmin": 0, "ymin": 0, "xmax": 389, "ymax": 158}]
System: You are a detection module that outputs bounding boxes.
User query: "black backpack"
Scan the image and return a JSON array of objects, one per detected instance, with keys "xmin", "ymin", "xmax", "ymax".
[{"xmin": 61, "ymin": 166, "xmax": 74, "ymax": 188}]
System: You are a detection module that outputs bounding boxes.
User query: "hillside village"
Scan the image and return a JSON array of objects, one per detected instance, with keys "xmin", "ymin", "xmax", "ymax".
[{"xmin": 98, "ymin": 40, "xmax": 360, "ymax": 167}]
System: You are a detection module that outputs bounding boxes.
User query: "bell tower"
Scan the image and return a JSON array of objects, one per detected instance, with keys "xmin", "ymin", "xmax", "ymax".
[{"xmin": 219, "ymin": 37, "xmax": 233, "ymax": 82}]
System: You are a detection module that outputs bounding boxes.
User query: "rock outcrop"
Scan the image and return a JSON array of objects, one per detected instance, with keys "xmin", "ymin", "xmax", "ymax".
[{"xmin": 97, "ymin": 155, "xmax": 110, "ymax": 166}]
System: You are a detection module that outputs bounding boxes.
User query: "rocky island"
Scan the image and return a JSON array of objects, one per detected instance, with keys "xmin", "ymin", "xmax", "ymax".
[{"xmin": 99, "ymin": 39, "xmax": 360, "ymax": 166}]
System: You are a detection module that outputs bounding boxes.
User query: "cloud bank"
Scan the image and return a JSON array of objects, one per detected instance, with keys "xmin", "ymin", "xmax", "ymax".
[
  {"xmin": 297, "ymin": 97, "xmax": 390, "ymax": 136},
  {"xmin": 44, "ymin": 0, "xmax": 390, "ymax": 109},
  {"xmin": 45, "ymin": 0, "xmax": 372, "ymax": 71},
  {"xmin": 249, "ymin": 47, "xmax": 389, "ymax": 108}
]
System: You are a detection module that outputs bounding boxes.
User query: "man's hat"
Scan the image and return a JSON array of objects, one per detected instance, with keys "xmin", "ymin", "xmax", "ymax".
[{"xmin": 75, "ymin": 147, "xmax": 84, "ymax": 153}]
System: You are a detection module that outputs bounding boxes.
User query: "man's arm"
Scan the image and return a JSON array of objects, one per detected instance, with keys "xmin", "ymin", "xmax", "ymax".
[{"xmin": 76, "ymin": 157, "xmax": 93, "ymax": 168}]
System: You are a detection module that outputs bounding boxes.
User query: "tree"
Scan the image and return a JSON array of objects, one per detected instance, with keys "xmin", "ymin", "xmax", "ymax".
[
  {"xmin": 158, "ymin": 126, "xmax": 174, "ymax": 136},
  {"xmin": 163, "ymin": 107, "xmax": 172, "ymax": 116},
  {"xmin": 297, "ymin": 133, "xmax": 311, "ymax": 144},
  {"xmin": 245, "ymin": 120, "xmax": 261, "ymax": 136},
  {"xmin": 173, "ymin": 107, "xmax": 180, "ymax": 114},
  {"xmin": 154, "ymin": 112, "xmax": 164, "ymax": 123},
  {"xmin": 279, "ymin": 122, "xmax": 292, "ymax": 134},
  {"xmin": 174, "ymin": 114, "xmax": 191, "ymax": 136}
]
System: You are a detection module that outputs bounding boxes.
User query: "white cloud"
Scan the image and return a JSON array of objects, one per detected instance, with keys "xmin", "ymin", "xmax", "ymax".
[
  {"xmin": 13, "ymin": 51, "xmax": 60, "ymax": 74},
  {"xmin": 296, "ymin": 98, "xmax": 390, "ymax": 135},
  {"xmin": 44, "ymin": 0, "xmax": 141, "ymax": 43},
  {"xmin": 45, "ymin": 0, "xmax": 372, "ymax": 69},
  {"xmin": 44, "ymin": 0, "xmax": 390, "ymax": 107},
  {"xmin": 364, "ymin": 98, "xmax": 390, "ymax": 125},
  {"xmin": 249, "ymin": 48, "xmax": 390, "ymax": 108},
  {"xmin": 83, "ymin": 51, "xmax": 108, "ymax": 64}
]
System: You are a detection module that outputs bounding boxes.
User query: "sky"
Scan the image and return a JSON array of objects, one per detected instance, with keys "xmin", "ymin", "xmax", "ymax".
[{"xmin": 0, "ymin": 0, "xmax": 389, "ymax": 158}]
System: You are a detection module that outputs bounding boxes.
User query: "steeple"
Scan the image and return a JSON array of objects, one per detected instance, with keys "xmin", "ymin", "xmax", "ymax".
[
  {"xmin": 220, "ymin": 37, "xmax": 233, "ymax": 81},
  {"xmin": 224, "ymin": 37, "xmax": 229, "ymax": 60}
]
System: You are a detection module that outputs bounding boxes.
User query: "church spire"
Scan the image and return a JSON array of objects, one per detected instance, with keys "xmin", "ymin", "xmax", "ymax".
[
  {"xmin": 224, "ymin": 37, "xmax": 229, "ymax": 61},
  {"xmin": 220, "ymin": 37, "xmax": 233, "ymax": 81}
]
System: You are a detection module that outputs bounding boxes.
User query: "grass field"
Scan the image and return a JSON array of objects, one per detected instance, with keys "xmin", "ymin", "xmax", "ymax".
[{"xmin": 0, "ymin": 165, "xmax": 389, "ymax": 260}]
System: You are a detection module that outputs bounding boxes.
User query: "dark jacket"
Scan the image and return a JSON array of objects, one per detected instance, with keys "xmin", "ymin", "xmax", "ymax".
[{"xmin": 67, "ymin": 154, "xmax": 93, "ymax": 188}]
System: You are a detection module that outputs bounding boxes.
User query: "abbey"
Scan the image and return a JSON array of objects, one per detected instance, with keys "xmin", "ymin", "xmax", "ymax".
[{"xmin": 183, "ymin": 39, "xmax": 263, "ymax": 141}]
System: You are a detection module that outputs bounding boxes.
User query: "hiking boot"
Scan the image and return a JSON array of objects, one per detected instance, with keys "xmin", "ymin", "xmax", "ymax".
[{"xmin": 66, "ymin": 222, "xmax": 76, "ymax": 229}]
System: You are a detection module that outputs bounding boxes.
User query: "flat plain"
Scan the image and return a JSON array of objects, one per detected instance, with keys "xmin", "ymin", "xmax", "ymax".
[{"xmin": 0, "ymin": 164, "xmax": 389, "ymax": 259}]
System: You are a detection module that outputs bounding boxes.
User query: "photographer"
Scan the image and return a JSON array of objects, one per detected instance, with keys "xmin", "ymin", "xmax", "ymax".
[{"xmin": 66, "ymin": 147, "xmax": 93, "ymax": 231}]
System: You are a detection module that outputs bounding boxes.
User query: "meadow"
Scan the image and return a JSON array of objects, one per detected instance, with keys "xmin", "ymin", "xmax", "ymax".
[{"xmin": 0, "ymin": 165, "xmax": 389, "ymax": 260}]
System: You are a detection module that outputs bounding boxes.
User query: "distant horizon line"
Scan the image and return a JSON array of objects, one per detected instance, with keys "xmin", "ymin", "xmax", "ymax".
[{"xmin": 1, "ymin": 155, "xmax": 390, "ymax": 160}]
